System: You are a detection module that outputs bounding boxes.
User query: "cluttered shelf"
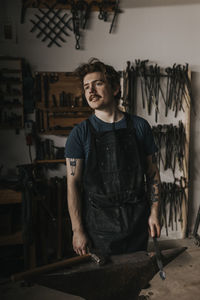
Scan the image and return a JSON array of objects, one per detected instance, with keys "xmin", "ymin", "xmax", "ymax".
[
  {"xmin": 0, "ymin": 189, "xmax": 23, "ymax": 246},
  {"xmin": 0, "ymin": 189, "xmax": 22, "ymax": 205},
  {"xmin": 0, "ymin": 57, "xmax": 24, "ymax": 129},
  {"xmin": 0, "ymin": 230, "xmax": 23, "ymax": 246}
]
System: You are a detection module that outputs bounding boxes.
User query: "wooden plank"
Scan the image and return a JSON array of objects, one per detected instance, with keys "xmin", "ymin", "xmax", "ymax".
[
  {"xmin": 39, "ymin": 129, "xmax": 71, "ymax": 136},
  {"xmin": 49, "ymin": 115, "xmax": 89, "ymax": 128},
  {"xmin": 35, "ymin": 159, "xmax": 66, "ymax": 164},
  {"xmin": 36, "ymin": 104, "xmax": 91, "ymax": 112},
  {"xmin": 0, "ymin": 189, "xmax": 22, "ymax": 204},
  {"xmin": 25, "ymin": 0, "xmax": 116, "ymax": 11},
  {"xmin": 0, "ymin": 230, "xmax": 23, "ymax": 246}
]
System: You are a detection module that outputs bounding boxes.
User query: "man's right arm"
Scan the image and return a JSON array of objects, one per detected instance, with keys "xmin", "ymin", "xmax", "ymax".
[{"xmin": 66, "ymin": 157, "xmax": 89, "ymax": 256}]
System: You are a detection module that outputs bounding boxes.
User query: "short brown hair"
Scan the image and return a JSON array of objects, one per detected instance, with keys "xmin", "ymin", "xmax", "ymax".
[{"xmin": 74, "ymin": 58, "xmax": 121, "ymax": 102}]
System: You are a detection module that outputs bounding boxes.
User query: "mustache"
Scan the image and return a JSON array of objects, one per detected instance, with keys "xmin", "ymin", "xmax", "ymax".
[{"xmin": 89, "ymin": 94, "xmax": 100, "ymax": 101}]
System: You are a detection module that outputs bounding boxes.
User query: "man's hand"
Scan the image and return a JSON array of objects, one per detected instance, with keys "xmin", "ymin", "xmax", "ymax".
[
  {"xmin": 148, "ymin": 205, "xmax": 161, "ymax": 238},
  {"xmin": 73, "ymin": 229, "xmax": 90, "ymax": 256}
]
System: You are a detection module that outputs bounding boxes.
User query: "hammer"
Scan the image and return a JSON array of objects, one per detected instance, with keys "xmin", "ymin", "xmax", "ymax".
[{"xmin": 10, "ymin": 250, "xmax": 106, "ymax": 282}]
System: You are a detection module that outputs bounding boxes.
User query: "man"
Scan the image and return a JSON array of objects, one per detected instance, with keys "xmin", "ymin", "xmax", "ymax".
[{"xmin": 65, "ymin": 58, "xmax": 161, "ymax": 256}]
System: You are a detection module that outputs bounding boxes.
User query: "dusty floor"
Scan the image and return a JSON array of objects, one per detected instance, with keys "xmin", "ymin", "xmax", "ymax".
[
  {"xmin": 140, "ymin": 237, "xmax": 200, "ymax": 300},
  {"xmin": 0, "ymin": 237, "xmax": 199, "ymax": 300}
]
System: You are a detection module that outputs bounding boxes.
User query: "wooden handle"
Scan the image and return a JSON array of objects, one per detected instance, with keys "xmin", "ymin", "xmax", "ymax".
[{"xmin": 11, "ymin": 254, "xmax": 91, "ymax": 282}]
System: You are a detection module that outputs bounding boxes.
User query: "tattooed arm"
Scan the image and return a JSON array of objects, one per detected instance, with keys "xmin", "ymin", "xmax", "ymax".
[
  {"xmin": 66, "ymin": 158, "xmax": 89, "ymax": 255},
  {"xmin": 146, "ymin": 154, "xmax": 161, "ymax": 238}
]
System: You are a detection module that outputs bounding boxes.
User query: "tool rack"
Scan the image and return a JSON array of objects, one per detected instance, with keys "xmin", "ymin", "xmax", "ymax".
[
  {"xmin": 122, "ymin": 61, "xmax": 192, "ymax": 239},
  {"xmin": 35, "ymin": 71, "xmax": 92, "ymax": 136},
  {"xmin": 0, "ymin": 57, "xmax": 24, "ymax": 130},
  {"xmin": 21, "ymin": 1, "xmax": 119, "ymax": 49}
]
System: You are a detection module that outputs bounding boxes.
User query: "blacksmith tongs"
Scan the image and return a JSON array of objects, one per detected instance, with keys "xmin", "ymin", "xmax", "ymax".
[{"xmin": 153, "ymin": 236, "xmax": 166, "ymax": 280}]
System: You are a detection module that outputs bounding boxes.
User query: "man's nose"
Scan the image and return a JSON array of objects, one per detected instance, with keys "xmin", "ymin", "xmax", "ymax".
[{"xmin": 89, "ymin": 84, "xmax": 96, "ymax": 93}]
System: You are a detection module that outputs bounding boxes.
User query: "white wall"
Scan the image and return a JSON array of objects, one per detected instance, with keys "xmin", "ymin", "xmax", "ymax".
[{"xmin": 0, "ymin": 0, "xmax": 200, "ymax": 234}]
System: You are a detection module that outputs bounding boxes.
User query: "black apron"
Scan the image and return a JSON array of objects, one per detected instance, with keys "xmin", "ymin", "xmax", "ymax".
[{"xmin": 83, "ymin": 113, "xmax": 150, "ymax": 255}]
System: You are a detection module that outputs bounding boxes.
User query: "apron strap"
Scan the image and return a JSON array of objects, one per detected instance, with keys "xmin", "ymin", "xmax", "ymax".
[
  {"xmin": 124, "ymin": 112, "xmax": 134, "ymax": 130},
  {"xmin": 86, "ymin": 117, "xmax": 97, "ymax": 135}
]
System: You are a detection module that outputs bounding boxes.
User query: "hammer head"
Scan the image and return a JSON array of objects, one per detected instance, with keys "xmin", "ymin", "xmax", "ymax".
[{"xmin": 89, "ymin": 249, "xmax": 109, "ymax": 266}]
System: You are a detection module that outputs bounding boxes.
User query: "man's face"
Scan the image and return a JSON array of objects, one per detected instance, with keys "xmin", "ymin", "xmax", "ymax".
[{"xmin": 83, "ymin": 72, "xmax": 118, "ymax": 110}]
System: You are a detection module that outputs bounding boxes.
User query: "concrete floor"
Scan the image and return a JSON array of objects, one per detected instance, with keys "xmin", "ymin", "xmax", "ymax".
[
  {"xmin": 140, "ymin": 237, "xmax": 200, "ymax": 300},
  {"xmin": 0, "ymin": 237, "xmax": 199, "ymax": 300}
]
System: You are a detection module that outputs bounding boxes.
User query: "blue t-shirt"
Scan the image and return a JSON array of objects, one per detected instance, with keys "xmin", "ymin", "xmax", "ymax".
[{"xmin": 65, "ymin": 113, "xmax": 158, "ymax": 164}]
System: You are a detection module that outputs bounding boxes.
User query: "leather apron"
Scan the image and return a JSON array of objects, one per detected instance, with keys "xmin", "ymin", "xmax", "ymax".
[{"xmin": 83, "ymin": 113, "xmax": 150, "ymax": 255}]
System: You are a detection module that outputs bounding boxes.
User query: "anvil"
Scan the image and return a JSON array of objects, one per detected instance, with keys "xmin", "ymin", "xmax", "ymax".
[{"xmin": 33, "ymin": 247, "xmax": 186, "ymax": 300}]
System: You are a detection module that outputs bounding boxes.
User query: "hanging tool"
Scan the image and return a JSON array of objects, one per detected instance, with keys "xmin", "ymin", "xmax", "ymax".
[
  {"xmin": 193, "ymin": 205, "xmax": 200, "ymax": 247},
  {"xmin": 109, "ymin": 0, "xmax": 120, "ymax": 33},
  {"xmin": 160, "ymin": 182, "xmax": 168, "ymax": 236},
  {"xmin": 43, "ymin": 74, "xmax": 49, "ymax": 108},
  {"xmin": 71, "ymin": 1, "xmax": 81, "ymax": 49},
  {"xmin": 82, "ymin": 1, "xmax": 91, "ymax": 29},
  {"xmin": 153, "ymin": 236, "xmax": 166, "ymax": 280},
  {"xmin": 30, "ymin": 2, "xmax": 72, "ymax": 47}
]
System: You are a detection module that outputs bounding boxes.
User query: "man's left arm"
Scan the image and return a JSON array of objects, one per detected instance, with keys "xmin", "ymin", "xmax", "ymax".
[{"xmin": 146, "ymin": 154, "xmax": 161, "ymax": 238}]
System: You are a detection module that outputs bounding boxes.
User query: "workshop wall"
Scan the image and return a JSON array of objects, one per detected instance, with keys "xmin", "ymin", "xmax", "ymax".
[{"xmin": 0, "ymin": 0, "xmax": 200, "ymax": 235}]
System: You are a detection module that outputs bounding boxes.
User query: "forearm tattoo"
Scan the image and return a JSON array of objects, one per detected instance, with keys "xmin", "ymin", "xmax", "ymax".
[
  {"xmin": 147, "ymin": 156, "xmax": 160, "ymax": 203},
  {"xmin": 150, "ymin": 174, "xmax": 160, "ymax": 203},
  {"xmin": 69, "ymin": 158, "xmax": 77, "ymax": 176}
]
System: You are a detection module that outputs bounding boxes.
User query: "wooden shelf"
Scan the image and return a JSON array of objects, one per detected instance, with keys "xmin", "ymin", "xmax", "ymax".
[
  {"xmin": 35, "ymin": 159, "xmax": 66, "ymax": 164},
  {"xmin": 0, "ymin": 124, "xmax": 23, "ymax": 129},
  {"xmin": 0, "ymin": 183, "xmax": 35, "ymax": 267},
  {"xmin": 36, "ymin": 103, "xmax": 91, "ymax": 112},
  {"xmin": 26, "ymin": 0, "xmax": 116, "ymax": 10},
  {"xmin": 0, "ymin": 230, "xmax": 23, "ymax": 246},
  {"xmin": 0, "ymin": 103, "xmax": 23, "ymax": 109},
  {"xmin": 3, "ymin": 91, "xmax": 22, "ymax": 97},
  {"xmin": 1, "ymin": 79, "xmax": 22, "ymax": 84},
  {"xmin": 0, "ymin": 189, "xmax": 22, "ymax": 204},
  {"xmin": 39, "ymin": 129, "xmax": 72, "ymax": 136},
  {"xmin": 0, "ymin": 57, "xmax": 22, "ymax": 61},
  {"xmin": 1, "ymin": 69, "xmax": 21, "ymax": 74}
]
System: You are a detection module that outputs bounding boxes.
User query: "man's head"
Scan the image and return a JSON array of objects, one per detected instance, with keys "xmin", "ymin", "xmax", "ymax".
[{"xmin": 74, "ymin": 58, "xmax": 121, "ymax": 104}]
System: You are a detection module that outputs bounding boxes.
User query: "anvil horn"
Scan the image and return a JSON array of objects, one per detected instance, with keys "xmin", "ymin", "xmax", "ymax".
[
  {"xmin": 33, "ymin": 247, "xmax": 187, "ymax": 300},
  {"xmin": 153, "ymin": 246, "xmax": 187, "ymax": 269}
]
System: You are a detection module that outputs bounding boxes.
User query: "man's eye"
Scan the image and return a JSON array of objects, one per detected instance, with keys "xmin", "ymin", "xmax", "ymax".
[
  {"xmin": 96, "ymin": 81, "xmax": 103, "ymax": 86},
  {"xmin": 84, "ymin": 86, "xmax": 89, "ymax": 90}
]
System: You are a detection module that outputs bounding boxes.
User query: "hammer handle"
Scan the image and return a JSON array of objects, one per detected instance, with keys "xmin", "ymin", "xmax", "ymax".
[{"xmin": 11, "ymin": 254, "xmax": 91, "ymax": 282}]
